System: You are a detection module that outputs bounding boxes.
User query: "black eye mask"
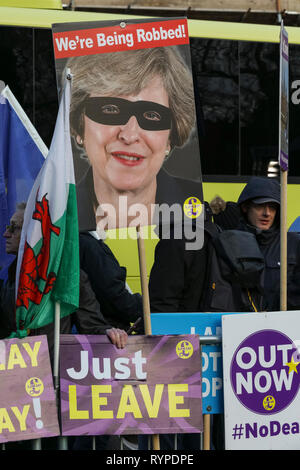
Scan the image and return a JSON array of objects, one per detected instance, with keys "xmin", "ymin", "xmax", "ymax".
[{"xmin": 84, "ymin": 97, "xmax": 173, "ymax": 131}]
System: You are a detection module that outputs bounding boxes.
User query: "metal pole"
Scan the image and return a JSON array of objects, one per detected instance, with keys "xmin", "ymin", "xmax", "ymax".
[
  {"xmin": 58, "ymin": 437, "xmax": 68, "ymax": 450},
  {"xmin": 31, "ymin": 439, "xmax": 42, "ymax": 450},
  {"xmin": 280, "ymin": 169, "xmax": 287, "ymax": 311},
  {"xmin": 200, "ymin": 335, "xmax": 222, "ymax": 450},
  {"xmin": 53, "ymin": 302, "xmax": 61, "ymax": 391},
  {"xmin": 199, "ymin": 335, "xmax": 222, "ymax": 345},
  {"xmin": 53, "ymin": 302, "xmax": 68, "ymax": 450}
]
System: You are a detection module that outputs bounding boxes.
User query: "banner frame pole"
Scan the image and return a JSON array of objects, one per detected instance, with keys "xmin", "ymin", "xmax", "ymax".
[
  {"xmin": 280, "ymin": 169, "xmax": 288, "ymax": 311},
  {"xmin": 136, "ymin": 226, "xmax": 152, "ymax": 335},
  {"xmin": 203, "ymin": 414, "xmax": 210, "ymax": 450},
  {"xmin": 136, "ymin": 225, "xmax": 160, "ymax": 451},
  {"xmin": 54, "ymin": 300, "xmax": 69, "ymax": 449},
  {"xmin": 200, "ymin": 340, "xmax": 209, "ymax": 450}
]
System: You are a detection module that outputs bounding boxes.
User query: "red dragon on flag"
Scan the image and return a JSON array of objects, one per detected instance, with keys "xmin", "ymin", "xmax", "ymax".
[{"xmin": 16, "ymin": 193, "xmax": 60, "ymax": 310}]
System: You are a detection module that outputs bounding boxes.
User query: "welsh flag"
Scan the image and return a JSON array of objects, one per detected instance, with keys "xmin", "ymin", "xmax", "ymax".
[{"xmin": 14, "ymin": 75, "xmax": 79, "ymax": 338}]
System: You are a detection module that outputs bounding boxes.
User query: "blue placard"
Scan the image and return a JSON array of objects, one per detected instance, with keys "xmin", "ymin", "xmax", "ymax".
[{"xmin": 151, "ymin": 312, "xmax": 245, "ymax": 414}]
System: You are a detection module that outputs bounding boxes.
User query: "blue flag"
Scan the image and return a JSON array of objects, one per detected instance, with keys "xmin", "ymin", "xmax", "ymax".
[{"xmin": 0, "ymin": 86, "xmax": 47, "ymax": 278}]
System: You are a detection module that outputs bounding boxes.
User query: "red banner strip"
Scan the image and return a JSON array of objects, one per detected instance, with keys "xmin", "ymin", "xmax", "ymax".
[{"xmin": 53, "ymin": 18, "xmax": 189, "ymax": 59}]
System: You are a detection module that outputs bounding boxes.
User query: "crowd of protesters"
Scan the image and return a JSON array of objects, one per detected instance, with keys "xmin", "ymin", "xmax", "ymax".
[{"xmin": 1, "ymin": 176, "xmax": 300, "ymax": 450}]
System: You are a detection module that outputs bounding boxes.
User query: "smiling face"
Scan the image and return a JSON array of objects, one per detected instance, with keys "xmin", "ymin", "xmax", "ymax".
[
  {"xmin": 81, "ymin": 76, "xmax": 171, "ymax": 196},
  {"xmin": 243, "ymin": 201, "xmax": 278, "ymax": 230}
]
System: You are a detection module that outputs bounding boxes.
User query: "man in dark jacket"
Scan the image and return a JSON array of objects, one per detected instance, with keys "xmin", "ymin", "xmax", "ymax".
[
  {"xmin": 79, "ymin": 231, "xmax": 143, "ymax": 332},
  {"xmin": 237, "ymin": 176, "xmax": 300, "ymax": 312},
  {"xmin": 144, "ymin": 203, "xmax": 214, "ymax": 450},
  {"xmin": 149, "ymin": 203, "xmax": 213, "ymax": 314}
]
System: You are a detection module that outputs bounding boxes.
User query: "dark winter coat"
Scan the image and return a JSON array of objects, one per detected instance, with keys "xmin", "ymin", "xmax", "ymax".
[
  {"xmin": 79, "ymin": 232, "xmax": 143, "ymax": 331},
  {"xmin": 237, "ymin": 176, "xmax": 300, "ymax": 311},
  {"xmin": 0, "ymin": 263, "xmax": 112, "ymax": 361},
  {"xmin": 238, "ymin": 220, "xmax": 300, "ymax": 311},
  {"xmin": 149, "ymin": 203, "xmax": 214, "ymax": 313}
]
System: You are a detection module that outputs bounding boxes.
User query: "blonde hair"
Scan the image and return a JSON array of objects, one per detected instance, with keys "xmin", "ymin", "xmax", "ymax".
[{"xmin": 68, "ymin": 46, "xmax": 195, "ymax": 150}]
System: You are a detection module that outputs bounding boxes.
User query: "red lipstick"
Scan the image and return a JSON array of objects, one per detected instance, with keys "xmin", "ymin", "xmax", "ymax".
[{"xmin": 111, "ymin": 151, "xmax": 145, "ymax": 167}]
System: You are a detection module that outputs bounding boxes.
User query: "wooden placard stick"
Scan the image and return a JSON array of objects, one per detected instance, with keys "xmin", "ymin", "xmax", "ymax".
[
  {"xmin": 136, "ymin": 225, "xmax": 160, "ymax": 450},
  {"xmin": 203, "ymin": 414, "xmax": 210, "ymax": 450}
]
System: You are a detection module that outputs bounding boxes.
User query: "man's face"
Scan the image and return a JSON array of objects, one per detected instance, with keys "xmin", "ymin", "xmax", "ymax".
[
  {"xmin": 3, "ymin": 210, "xmax": 24, "ymax": 254},
  {"xmin": 243, "ymin": 202, "xmax": 277, "ymax": 230}
]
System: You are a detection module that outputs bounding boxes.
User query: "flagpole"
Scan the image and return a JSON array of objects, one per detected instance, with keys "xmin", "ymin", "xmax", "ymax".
[{"xmin": 52, "ymin": 71, "xmax": 75, "ymax": 450}]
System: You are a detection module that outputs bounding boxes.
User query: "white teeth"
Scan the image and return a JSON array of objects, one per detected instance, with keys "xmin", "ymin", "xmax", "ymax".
[{"xmin": 114, "ymin": 154, "xmax": 140, "ymax": 161}]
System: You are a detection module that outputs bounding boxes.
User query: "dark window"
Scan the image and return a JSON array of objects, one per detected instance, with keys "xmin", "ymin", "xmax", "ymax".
[
  {"xmin": 289, "ymin": 43, "xmax": 300, "ymax": 178},
  {"xmin": 0, "ymin": 26, "xmax": 58, "ymax": 148},
  {"xmin": 191, "ymin": 37, "xmax": 300, "ymax": 180},
  {"xmin": 191, "ymin": 38, "xmax": 239, "ymax": 176}
]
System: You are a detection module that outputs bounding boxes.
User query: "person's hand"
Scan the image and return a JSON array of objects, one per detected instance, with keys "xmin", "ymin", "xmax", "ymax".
[{"xmin": 106, "ymin": 328, "xmax": 128, "ymax": 349}]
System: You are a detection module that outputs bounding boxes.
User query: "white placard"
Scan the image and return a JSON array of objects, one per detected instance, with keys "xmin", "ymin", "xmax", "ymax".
[{"xmin": 222, "ymin": 311, "xmax": 300, "ymax": 450}]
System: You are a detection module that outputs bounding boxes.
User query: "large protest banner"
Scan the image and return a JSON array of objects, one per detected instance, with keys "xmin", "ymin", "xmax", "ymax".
[
  {"xmin": 59, "ymin": 334, "xmax": 202, "ymax": 436},
  {"xmin": 0, "ymin": 335, "xmax": 60, "ymax": 443},
  {"xmin": 222, "ymin": 311, "xmax": 300, "ymax": 450},
  {"xmin": 52, "ymin": 18, "xmax": 204, "ymax": 451},
  {"xmin": 52, "ymin": 17, "xmax": 204, "ymax": 249},
  {"xmin": 151, "ymin": 312, "xmax": 245, "ymax": 414}
]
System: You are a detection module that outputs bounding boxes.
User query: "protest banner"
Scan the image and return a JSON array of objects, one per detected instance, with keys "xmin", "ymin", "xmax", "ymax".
[
  {"xmin": 151, "ymin": 312, "xmax": 245, "ymax": 414},
  {"xmin": 52, "ymin": 17, "xmax": 204, "ymax": 250},
  {"xmin": 52, "ymin": 17, "xmax": 205, "ymax": 450},
  {"xmin": 222, "ymin": 311, "xmax": 300, "ymax": 450},
  {"xmin": 59, "ymin": 334, "xmax": 202, "ymax": 436},
  {"xmin": 0, "ymin": 335, "xmax": 60, "ymax": 444}
]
